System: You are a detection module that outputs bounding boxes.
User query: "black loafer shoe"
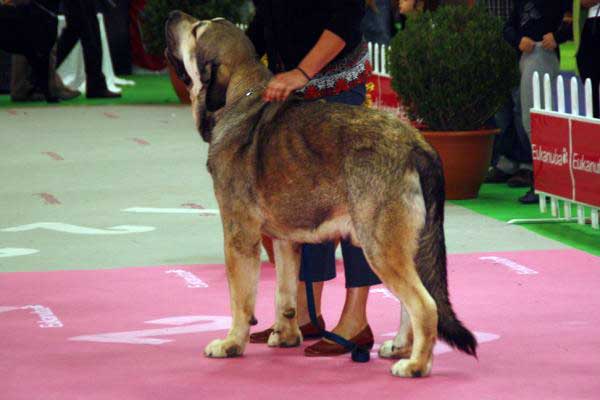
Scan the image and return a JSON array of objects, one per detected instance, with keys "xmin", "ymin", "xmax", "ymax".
[{"xmin": 518, "ymin": 188, "xmax": 539, "ymax": 204}]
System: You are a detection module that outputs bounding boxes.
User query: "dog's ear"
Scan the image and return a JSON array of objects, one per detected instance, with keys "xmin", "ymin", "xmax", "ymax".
[
  {"xmin": 193, "ymin": 48, "xmax": 227, "ymax": 142},
  {"xmin": 192, "ymin": 47, "xmax": 217, "ymax": 142}
]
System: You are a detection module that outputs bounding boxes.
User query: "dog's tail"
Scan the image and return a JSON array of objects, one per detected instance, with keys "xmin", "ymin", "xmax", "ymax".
[{"xmin": 412, "ymin": 147, "xmax": 478, "ymax": 358}]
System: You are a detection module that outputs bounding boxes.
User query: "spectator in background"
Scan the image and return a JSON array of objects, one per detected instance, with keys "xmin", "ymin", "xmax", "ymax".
[
  {"xmin": 479, "ymin": 0, "xmax": 535, "ymax": 190},
  {"xmin": 503, "ymin": 0, "xmax": 569, "ymax": 204},
  {"xmin": 56, "ymin": 0, "xmax": 120, "ymax": 98},
  {"xmin": 361, "ymin": 0, "xmax": 398, "ymax": 45},
  {"xmin": 574, "ymin": 0, "xmax": 600, "ymax": 118}
]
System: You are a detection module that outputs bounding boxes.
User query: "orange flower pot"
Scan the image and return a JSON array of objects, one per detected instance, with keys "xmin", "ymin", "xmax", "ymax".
[{"xmin": 422, "ymin": 128, "xmax": 499, "ymax": 200}]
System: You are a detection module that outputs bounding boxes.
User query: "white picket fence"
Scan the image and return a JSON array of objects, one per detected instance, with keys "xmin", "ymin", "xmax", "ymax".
[
  {"xmin": 508, "ymin": 72, "xmax": 600, "ymax": 230},
  {"xmin": 367, "ymin": 42, "xmax": 391, "ymax": 77}
]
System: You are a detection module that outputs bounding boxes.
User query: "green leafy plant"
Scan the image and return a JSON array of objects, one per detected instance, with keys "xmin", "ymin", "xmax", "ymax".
[
  {"xmin": 388, "ymin": 5, "xmax": 518, "ymax": 131},
  {"xmin": 141, "ymin": 0, "xmax": 248, "ymax": 56}
]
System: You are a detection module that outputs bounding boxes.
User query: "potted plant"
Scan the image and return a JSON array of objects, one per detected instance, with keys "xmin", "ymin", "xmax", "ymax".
[
  {"xmin": 141, "ymin": 0, "xmax": 247, "ymax": 103},
  {"xmin": 388, "ymin": 4, "xmax": 518, "ymax": 199}
]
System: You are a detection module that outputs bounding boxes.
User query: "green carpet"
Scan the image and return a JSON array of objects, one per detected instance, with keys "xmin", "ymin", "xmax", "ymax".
[
  {"xmin": 0, "ymin": 74, "xmax": 179, "ymax": 108},
  {"xmin": 452, "ymin": 184, "xmax": 600, "ymax": 256}
]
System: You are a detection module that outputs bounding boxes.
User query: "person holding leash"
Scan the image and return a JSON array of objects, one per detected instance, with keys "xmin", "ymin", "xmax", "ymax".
[{"xmin": 246, "ymin": 0, "xmax": 379, "ymax": 356}]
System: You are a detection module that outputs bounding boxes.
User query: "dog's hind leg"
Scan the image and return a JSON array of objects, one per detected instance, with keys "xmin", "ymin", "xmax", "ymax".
[
  {"xmin": 267, "ymin": 239, "xmax": 302, "ymax": 347},
  {"xmin": 379, "ymin": 304, "xmax": 413, "ymax": 360},
  {"xmin": 204, "ymin": 219, "xmax": 261, "ymax": 358},
  {"xmin": 351, "ymin": 172, "xmax": 437, "ymax": 377}
]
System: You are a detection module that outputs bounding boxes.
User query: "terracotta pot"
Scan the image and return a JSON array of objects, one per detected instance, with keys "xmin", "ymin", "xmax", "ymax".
[
  {"xmin": 167, "ymin": 62, "xmax": 190, "ymax": 104},
  {"xmin": 422, "ymin": 129, "xmax": 499, "ymax": 200}
]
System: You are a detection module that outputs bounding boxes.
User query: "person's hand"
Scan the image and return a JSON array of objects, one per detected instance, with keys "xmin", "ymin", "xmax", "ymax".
[
  {"xmin": 541, "ymin": 33, "xmax": 557, "ymax": 51},
  {"xmin": 519, "ymin": 37, "xmax": 536, "ymax": 53},
  {"xmin": 263, "ymin": 69, "xmax": 309, "ymax": 102}
]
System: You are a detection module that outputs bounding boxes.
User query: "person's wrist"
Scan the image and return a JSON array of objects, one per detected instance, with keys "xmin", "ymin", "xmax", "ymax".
[{"xmin": 295, "ymin": 66, "xmax": 311, "ymax": 83}]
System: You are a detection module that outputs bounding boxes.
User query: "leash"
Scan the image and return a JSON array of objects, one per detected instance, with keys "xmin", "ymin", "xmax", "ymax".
[{"xmin": 304, "ymin": 273, "xmax": 371, "ymax": 363}]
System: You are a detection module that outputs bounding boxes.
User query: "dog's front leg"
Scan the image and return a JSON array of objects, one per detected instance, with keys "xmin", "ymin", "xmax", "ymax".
[
  {"xmin": 204, "ymin": 221, "xmax": 261, "ymax": 358},
  {"xmin": 268, "ymin": 239, "xmax": 302, "ymax": 347}
]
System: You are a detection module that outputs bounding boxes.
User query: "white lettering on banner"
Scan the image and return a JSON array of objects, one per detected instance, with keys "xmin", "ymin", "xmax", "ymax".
[
  {"xmin": 378, "ymin": 331, "xmax": 500, "ymax": 356},
  {"xmin": 479, "ymin": 256, "xmax": 538, "ymax": 275},
  {"xmin": 369, "ymin": 288, "xmax": 400, "ymax": 303},
  {"xmin": 0, "ymin": 248, "xmax": 39, "ymax": 258},
  {"xmin": 165, "ymin": 269, "xmax": 208, "ymax": 288},
  {"xmin": 69, "ymin": 315, "xmax": 231, "ymax": 345},
  {"xmin": 572, "ymin": 153, "xmax": 600, "ymax": 175},
  {"xmin": 532, "ymin": 144, "xmax": 569, "ymax": 166},
  {"xmin": 1, "ymin": 223, "xmax": 155, "ymax": 235}
]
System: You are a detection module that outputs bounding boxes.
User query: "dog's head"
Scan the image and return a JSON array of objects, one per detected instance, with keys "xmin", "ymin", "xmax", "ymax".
[{"xmin": 165, "ymin": 11, "xmax": 256, "ymax": 142}]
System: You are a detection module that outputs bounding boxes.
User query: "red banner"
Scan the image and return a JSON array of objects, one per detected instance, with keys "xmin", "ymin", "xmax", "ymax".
[
  {"xmin": 531, "ymin": 113, "xmax": 573, "ymax": 200},
  {"xmin": 572, "ymin": 119, "xmax": 600, "ymax": 207}
]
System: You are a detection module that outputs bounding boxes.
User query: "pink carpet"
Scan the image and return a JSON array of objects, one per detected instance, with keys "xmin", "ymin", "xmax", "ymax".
[{"xmin": 1, "ymin": 249, "xmax": 599, "ymax": 400}]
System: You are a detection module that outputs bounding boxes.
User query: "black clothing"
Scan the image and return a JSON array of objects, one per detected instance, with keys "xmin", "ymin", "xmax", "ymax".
[
  {"xmin": 577, "ymin": 17, "xmax": 600, "ymax": 118},
  {"xmin": 503, "ymin": 0, "xmax": 567, "ymax": 52},
  {"xmin": 56, "ymin": 0, "xmax": 108, "ymax": 93},
  {"xmin": 246, "ymin": 0, "xmax": 365, "ymax": 73}
]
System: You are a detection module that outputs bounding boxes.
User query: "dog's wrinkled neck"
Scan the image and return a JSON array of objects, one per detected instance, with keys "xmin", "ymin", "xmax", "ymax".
[{"xmin": 226, "ymin": 62, "xmax": 272, "ymax": 106}]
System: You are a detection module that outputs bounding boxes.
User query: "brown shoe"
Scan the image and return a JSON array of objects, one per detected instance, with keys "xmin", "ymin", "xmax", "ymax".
[
  {"xmin": 304, "ymin": 325, "xmax": 374, "ymax": 357},
  {"xmin": 249, "ymin": 316, "xmax": 325, "ymax": 343}
]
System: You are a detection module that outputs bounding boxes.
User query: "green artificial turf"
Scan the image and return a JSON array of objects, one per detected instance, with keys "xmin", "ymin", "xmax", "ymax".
[
  {"xmin": 451, "ymin": 183, "xmax": 600, "ymax": 256},
  {"xmin": 0, "ymin": 74, "xmax": 179, "ymax": 108}
]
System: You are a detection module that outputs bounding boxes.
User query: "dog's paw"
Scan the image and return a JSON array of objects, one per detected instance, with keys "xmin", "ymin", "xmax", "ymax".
[
  {"xmin": 378, "ymin": 340, "xmax": 412, "ymax": 359},
  {"xmin": 204, "ymin": 338, "xmax": 244, "ymax": 358},
  {"xmin": 267, "ymin": 328, "xmax": 302, "ymax": 348},
  {"xmin": 390, "ymin": 358, "xmax": 432, "ymax": 378}
]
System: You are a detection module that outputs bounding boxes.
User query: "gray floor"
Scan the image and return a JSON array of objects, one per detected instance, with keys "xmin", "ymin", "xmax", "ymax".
[{"xmin": 0, "ymin": 106, "xmax": 566, "ymax": 272}]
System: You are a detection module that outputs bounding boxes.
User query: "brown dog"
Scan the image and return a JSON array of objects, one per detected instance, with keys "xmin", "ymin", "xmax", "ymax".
[{"xmin": 165, "ymin": 11, "xmax": 477, "ymax": 377}]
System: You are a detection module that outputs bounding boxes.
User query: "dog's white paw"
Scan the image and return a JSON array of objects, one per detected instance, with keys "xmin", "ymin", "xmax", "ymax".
[
  {"xmin": 204, "ymin": 338, "xmax": 243, "ymax": 358},
  {"xmin": 390, "ymin": 359, "xmax": 432, "ymax": 378},
  {"xmin": 267, "ymin": 329, "xmax": 302, "ymax": 348},
  {"xmin": 378, "ymin": 340, "xmax": 412, "ymax": 359}
]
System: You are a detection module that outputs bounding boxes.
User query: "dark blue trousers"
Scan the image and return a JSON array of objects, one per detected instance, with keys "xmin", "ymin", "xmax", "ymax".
[{"xmin": 299, "ymin": 84, "xmax": 382, "ymax": 288}]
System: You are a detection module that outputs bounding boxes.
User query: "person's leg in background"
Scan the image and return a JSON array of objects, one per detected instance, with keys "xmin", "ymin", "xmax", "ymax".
[
  {"xmin": 11, "ymin": 47, "xmax": 81, "ymax": 102},
  {"xmin": 577, "ymin": 17, "xmax": 600, "ymax": 118},
  {"xmin": 57, "ymin": 0, "xmax": 120, "ymax": 98},
  {"xmin": 505, "ymin": 85, "xmax": 535, "ymax": 188},
  {"xmin": 518, "ymin": 44, "xmax": 560, "ymax": 203},
  {"xmin": 10, "ymin": 55, "xmax": 43, "ymax": 101},
  {"xmin": 486, "ymin": 87, "xmax": 520, "ymax": 183}
]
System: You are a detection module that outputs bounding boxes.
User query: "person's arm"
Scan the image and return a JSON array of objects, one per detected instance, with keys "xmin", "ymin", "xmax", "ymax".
[
  {"xmin": 263, "ymin": 0, "xmax": 365, "ymax": 102},
  {"xmin": 262, "ymin": 30, "xmax": 345, "ymax": 101}
]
